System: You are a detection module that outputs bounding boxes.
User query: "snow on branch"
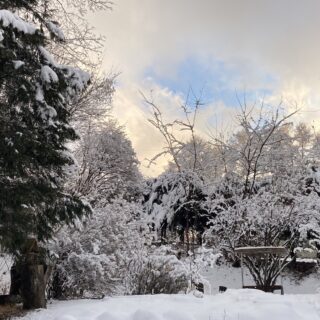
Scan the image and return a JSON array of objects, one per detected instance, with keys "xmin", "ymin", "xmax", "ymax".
[
  {"xmin": 47, "ymin": 21, "xmax": 65, "ymax": 41},
  {"xmin": 0, "ymin": 9, "xmax": 37, "ymax": 35}
]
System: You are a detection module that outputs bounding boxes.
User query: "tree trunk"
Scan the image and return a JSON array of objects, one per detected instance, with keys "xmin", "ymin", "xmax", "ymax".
[
  {"xmin": 10, "ymin": 265, "xmax": 21, "ymax": 296},
  {"xmin": 21, "ymin": 264, "xmax": 46, "ymax": 309}
]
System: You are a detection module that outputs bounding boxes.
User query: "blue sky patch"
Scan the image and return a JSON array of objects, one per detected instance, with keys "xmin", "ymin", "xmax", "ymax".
[{"xmin": 144, "ymin": 55, "xmax": 278, "ymax": 109}]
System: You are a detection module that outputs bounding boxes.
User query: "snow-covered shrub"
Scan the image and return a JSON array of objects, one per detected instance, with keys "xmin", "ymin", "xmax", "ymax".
[
  {"xmin": 49, "ymin": 199, "xmax": 148, "ymax": 298},
  {"xmin": 124, "ymin": 245, "xmax": 221, "ymax": 295},
  {"xmin": 144, "ymin": 171, "xmax": 209, "ymax": 245},
  {"xmin": 203, "ymin": 166, "xmax": 320, "ymax": 287},
  {"xmin": 206, "ymin": 167, "xmax": 320, "ymax": 256},
  {"xmin": 124, "ymin": 246, "xmax": 189, "ymax": 295},
  {"xmin": 49, "ymin": 199, "xmax": 193, "ymax": 298}
]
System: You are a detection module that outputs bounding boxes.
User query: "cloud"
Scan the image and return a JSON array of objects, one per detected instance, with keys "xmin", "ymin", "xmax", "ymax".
[
  {"xmin": 111, "ymin": 80, "xmax": 187, "ymax": 177},
  {"xmin": 111, "ymin": 77, "xmax": 238, "ymax": 177},
  {"xmin": 87, "ymin": 0, "xmax": 320, "ymax": 176}
]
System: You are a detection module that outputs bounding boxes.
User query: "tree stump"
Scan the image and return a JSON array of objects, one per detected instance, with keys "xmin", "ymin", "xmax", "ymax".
[
  {"xmin": 21, "ymin": 264, "xmax": 46, "ymax": 309},
  {"xmin": 19, "ymin": 238, "xmax": 47, "ymax": 309},
  {"xmin": 10, "ymin": 265, "xmax": 21, "ymax": 296}
]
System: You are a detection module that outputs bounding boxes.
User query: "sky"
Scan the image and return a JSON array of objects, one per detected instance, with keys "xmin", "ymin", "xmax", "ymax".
[{"xmin": 88, "ymin": 0, "xmax": 320, "ymax": 177}]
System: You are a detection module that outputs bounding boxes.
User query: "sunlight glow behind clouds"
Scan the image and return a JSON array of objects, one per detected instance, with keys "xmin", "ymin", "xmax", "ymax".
[{"xmin": 88, "ymin": 0, "xmax": 320, "ymax": 176}]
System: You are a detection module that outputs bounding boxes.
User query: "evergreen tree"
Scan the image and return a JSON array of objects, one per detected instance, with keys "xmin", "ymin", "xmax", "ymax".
[{"xmin": 0, "ymin": 3, "xmax": 91, "ymax": 254}]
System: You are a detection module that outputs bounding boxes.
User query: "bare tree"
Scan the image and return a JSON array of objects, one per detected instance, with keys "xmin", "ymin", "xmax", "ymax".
[
  {"xmin": 69, "ymin": 71, "xmax": 116, "ymax": 133},
  {"xmin": 49, "ymin": 0, "xmax": 113, "ymax": 70},
  {"xmin": 141, "ymin": 89, "xmax": 202, "ymax": 173},
  {"xmin": 210, "ymin": 100, "xmax": 298, "ymax": 197},
  {"xmin": 35, "ymin": 0, "xmax": 117, "ymax": 128},
  {"xmin": 72, "ymin": 120, "xmax": 141, "ymax": 206}
]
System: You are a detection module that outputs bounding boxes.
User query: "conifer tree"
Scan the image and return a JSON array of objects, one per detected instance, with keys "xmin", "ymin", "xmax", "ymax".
[{"xmin": 0, "ymin": 2, "xmax": 92, "ymax": 255}]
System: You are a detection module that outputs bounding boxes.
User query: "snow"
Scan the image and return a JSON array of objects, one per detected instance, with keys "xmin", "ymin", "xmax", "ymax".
[
  {"xmin": 38, "ymin": 46, "xmax": 58, "ymax": 67},
  {"xmin": 12, "ymin": 60, "xmax": 25, "ymax": 69},
  {"xmin": 47, "ymin": 21, "xmax": 65, "ymax": 40},
  {"xmin": 41, "ymin": 66, "xmax": 59, "ymax": 83},
  {"xmin": 35, "ymin": 85, "xmax": 44, "ymax": 102},
  {"xmin": 39, "ymin": 105, "xmax": 58, "ymax": 124},
  {"xmin": 17, "ymin": 290, "xmax": 320, "ymax": 320},
  {"xmin": 203, "ymin": 264, "xmax": 320, "ymax": 294},
  {"xmin": 0, "ymin": 10, "xmax": 37, "ymax": 34},
  {"xmin": 65, "ymin": 67, "xmax": 91, "ymax": 92},
  {"xmin": 235, "ymin": 246, "xmax": 286, "ymax": 251},
  {"xmin": 38, "ymin": 45, "xmax": 90, "ymax": 94},
  {"xmin": 145, "ymin": 171, "xmax": 206, "ymax": 230},
  {"xmin": 296, "ymin": 258, "xmax": 318, "ymax": 263},
  {"xmin": 0, "ymin": 254, "xmax": 13, "ymax": 294},
  {"xmin": 37, "ymin": 47, "xmax": 90, "ymax": 103}
]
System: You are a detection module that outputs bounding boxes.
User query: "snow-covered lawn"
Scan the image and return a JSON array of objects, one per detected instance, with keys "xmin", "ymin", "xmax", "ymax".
[
  {"xmin": 203, "ymin": 265, "xmax": 320, "ymax": 294},
  {"xmin": 18, "ymin": 290, "xmax": 320, "ymax": 320}
]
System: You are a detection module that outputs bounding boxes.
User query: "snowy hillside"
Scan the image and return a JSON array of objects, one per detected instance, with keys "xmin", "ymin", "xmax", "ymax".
[{"xmin": 17, "ymin": 290, "xmax": 320, "ymax": 320}]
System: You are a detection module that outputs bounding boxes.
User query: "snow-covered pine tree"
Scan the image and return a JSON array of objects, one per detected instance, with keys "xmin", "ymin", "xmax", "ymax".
[{"xmin": 0, "ymin": 3, "xmax": 91, "ymax": 254}]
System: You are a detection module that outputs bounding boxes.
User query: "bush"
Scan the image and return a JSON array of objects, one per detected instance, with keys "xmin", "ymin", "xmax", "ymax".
[
  {"xmin": 124, "ymin": 247, "xmax": 189, "ymax": 295},
  {"xmin": 48, "ymin": 199, "xmax": 147, "ymax": 299}
]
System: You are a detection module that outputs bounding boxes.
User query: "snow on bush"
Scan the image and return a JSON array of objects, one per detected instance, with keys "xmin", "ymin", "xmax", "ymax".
[
  {"xmin": 48, "ymin": 195, "xmax": 208, "ymax": 298},
  {"xmin": 49, "ymin": 199, "xmax": 147, "ymax": 298},
  {"xmin": 124, "ymin": 246, "xmax": 189, "ymax": 295},
  {"xmin": 144, "ymin": 171, "xmax": 209, "ymax": 242}
]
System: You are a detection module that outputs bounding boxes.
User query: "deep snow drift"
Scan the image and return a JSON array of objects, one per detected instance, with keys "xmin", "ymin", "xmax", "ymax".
[{"xmin": 18, "ymin": 290, "xmax": 320, "ymax": 320}]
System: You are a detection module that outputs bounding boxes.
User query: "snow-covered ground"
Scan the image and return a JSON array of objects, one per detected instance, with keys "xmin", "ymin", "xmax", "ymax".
[
  {"xmin": 17, "ymin": 290, "xmax": 320, "ymax": 320},
  {"xmin": 2, "ymin": 254, "xmax": 319, "ymax": 295},
  {"xmin": 203, "ymin": 265, "xmax": 320, "ymax": 294}
]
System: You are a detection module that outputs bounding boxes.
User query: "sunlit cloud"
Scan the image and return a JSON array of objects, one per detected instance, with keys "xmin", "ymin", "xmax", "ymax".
[{"xmin": 88, "ymin": 0, "xmax": 320, "ymax": 176}]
